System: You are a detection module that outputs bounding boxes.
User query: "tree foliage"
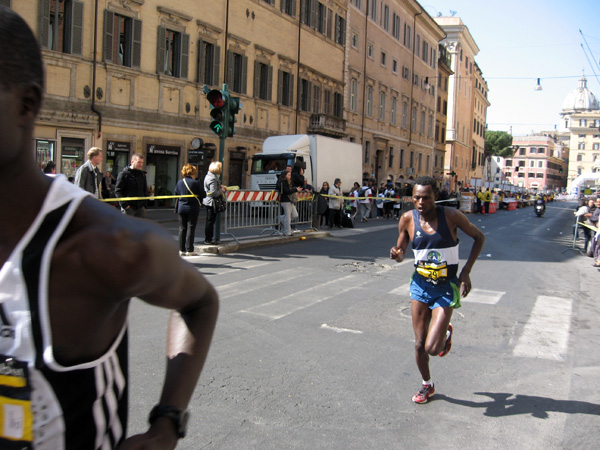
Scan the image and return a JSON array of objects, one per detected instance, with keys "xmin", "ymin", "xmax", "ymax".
[{"xmin": 485, "ymin": 131, "xmax": 514, "ymax": 158}]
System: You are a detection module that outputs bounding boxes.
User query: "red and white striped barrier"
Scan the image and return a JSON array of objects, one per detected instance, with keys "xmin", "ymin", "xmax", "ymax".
[{"xmin": 225, "ymin": 190, "xmax": 279, "ymax": 202}]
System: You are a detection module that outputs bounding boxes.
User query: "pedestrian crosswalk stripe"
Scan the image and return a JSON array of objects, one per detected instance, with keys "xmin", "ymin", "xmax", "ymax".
[
  {"xmin": 209, "ymin": 260, "xmax": 273, "ymax": 276},
  {"xmin": 512, "ymin": 295, "xmax": 572, "ymax": 361},
  {"xmin": 216, "ymin": 267, "xmax": 312, "ymax": 299},
  {"xmin": 240, "ymin": 275, "xmax": 370, "ymax": 320}
]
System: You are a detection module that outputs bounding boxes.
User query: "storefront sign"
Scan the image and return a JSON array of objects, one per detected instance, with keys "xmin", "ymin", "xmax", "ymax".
[
  {"xmin": 147, "ymin": 144, "xmax": 180, "ymax": 156},
  {"xmin": 107, "ymin": 140, "xmax": 131, "ymax": 152}
]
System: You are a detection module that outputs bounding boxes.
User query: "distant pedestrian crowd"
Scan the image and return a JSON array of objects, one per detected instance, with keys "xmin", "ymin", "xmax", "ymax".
[{"xmin": 575, "ymin": 196, "xmax": 600, "ymax": 268}]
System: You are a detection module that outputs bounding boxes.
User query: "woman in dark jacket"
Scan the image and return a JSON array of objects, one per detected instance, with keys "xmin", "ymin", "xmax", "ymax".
[
  {"xmin": 174, "ymin": 164, "xmax": 202, "ymax": 255},
  {"xmin": 279, "ymin": 170, "xmax": 301, "ymax": 236},
  {"xmin": 203, "ymin": 161, "xmax": 226, "ymax": 244},
  {"xmin": 319, "ymin": 181, "xmax": 330, "ymax": 228}
]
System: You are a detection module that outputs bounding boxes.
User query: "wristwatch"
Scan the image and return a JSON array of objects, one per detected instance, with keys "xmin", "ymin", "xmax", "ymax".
[{"xmin": 148, "ymin": 404, "xmax": 190, "ymax": 438}]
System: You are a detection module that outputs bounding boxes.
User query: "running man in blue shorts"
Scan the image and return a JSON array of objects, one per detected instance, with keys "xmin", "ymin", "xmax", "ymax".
[{"xmin": 390, "ymin": 176, "xmax": 485, "ymax": 403}]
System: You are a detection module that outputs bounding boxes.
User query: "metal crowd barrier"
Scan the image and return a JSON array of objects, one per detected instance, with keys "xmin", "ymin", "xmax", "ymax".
[{"xmin": 220, "ymin": 190, "xmax": 315, "ymax": 243}]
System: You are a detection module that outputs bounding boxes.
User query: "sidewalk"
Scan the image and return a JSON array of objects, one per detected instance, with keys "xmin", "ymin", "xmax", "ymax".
[{"xmin": 145, "ymin": 208, "xmax": 331, "ymax": 255}]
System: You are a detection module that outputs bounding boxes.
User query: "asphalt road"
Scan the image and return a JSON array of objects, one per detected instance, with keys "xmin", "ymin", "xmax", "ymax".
[{"xmin": 126, "ymin": 202, "xmax": 600, "ymax": 449}]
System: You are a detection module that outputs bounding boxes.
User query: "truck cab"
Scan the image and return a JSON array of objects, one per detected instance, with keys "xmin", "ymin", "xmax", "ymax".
[{"xmin": 250, "ymin": 151, "xmax": 311, "ymax": 191}]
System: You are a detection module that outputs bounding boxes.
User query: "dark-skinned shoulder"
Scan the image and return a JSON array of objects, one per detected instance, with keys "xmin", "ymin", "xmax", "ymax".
[{"xmin": 52, "ymin": 197, "xmax": 181, "ymax": 302}]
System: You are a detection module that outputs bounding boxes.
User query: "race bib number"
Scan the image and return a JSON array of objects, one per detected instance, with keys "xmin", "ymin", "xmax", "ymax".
[{"xmin": 0, "ymin": 355, "xmax": 33, "ymax": 448}]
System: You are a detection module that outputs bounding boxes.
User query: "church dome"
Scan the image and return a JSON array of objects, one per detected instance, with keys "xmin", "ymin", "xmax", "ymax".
[{"xmin": 561, "ymin": 75, "xmax": 599, "ymax": 113}]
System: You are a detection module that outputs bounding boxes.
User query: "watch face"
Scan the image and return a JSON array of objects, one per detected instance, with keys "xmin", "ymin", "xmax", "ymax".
[{"xmin": 191, "ymin": 138, "xmax": 203, "ymax": 149}]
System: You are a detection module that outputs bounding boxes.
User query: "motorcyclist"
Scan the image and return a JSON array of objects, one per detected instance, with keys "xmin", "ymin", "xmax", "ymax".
[{"xmin": 535, "ymin": 193, "xmax": 546, "ymax": 213}]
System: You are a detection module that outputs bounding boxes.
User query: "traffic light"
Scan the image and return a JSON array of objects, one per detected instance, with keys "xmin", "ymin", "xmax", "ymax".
[
  {"xmin": 227, "ymin": 96, "xmax": 240, "ymax": 137},
  {"xmin": 206, "ymin": 89, "xmax": 228, "ymax": 136}
]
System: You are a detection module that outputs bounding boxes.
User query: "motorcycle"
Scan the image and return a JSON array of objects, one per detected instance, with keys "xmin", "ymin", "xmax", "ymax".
[{"xmin": 534, "ymin": 199, "xmax": 545, "ymax": 217}]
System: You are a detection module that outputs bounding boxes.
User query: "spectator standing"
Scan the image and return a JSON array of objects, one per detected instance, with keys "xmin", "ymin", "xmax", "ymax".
[
  {"xmin": 575, "ymin": 198, "xmax": 595, "ymax": 253},
  {"xmin": 349, "ymin": 182, "xmax": 360, "ymax": 220},
  {"xmin": 175, "ymin": 164, "xmax": 203, "ymax": 255},
  {"xmin": 279, "ymin": 170, "xmax": 301, "ymax": 235},
  {"xmin": 74, "ymin": 147, "xmax": 103, "ymax": 198},
  {"xmin": 358, "ymin": 181, "xmax": 372, "ymax": 222},
  {"xmin": 376, "ymin": 186, "xmax": 385, "ymax": 218},
  {"xmin": 328, "ymin": 178, "xmax": 343, "ymax": 228},
  {"xmin": 203, "ymin": 161, "xmax": 226, "ymax": 245},
  {"xmin": 318, "ymin": 181, "xmax": 331, "ymax": 228},
  {"xmin": 115, "ymin": 153, "xmax": 149, "ymax": 218},
  {"xmin": 483, "ymin": 188, "xmax": 492, "ymax": 214},
  {"xmin": 476, "ymin": 189, "xmax": 483, "ymax": 213},
  {"xmin": 384, "ymin": 185, "xmax": 395, "ymax": 219}
]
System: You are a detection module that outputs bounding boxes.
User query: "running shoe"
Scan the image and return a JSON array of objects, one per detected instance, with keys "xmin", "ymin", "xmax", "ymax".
[
  {"xmin": 412, "ymin": 383, "xmax": 435, "ymax": 404},
  {"xmin": 438, "ymin": 323, "xmax": 453, "ymax": 357}
]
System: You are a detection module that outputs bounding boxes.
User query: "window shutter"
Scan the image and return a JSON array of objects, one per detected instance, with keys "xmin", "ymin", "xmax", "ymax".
[
  {"xmin": 277, "ymin": 69, "xmax": 283, "ymax": 105},
  {"xmin": 213, "ymin": 45, "xmax": 221, "ymax": 86},
  {"xmin": 267, "ymin": 65, "xmax": 273, "ymax": 101},
  {"xmin": 103, "ymin": 10, "xmax": 114, "ymax": 63},
  {"xmin": 70, "ymin": 1, "xmax": 84, "ymax": 55},
  {"xmin": 197, "ymin": 38, "xmax": 205, "ymax": 83},
  {"xmin": 253, "ymin": 61, "xmax": 260, "ymax": 98},
  {"xmin": 180, "ymin": 33, "xmax": 190, "ymax": 79},
  {"xmin": 0, "ymin": 0, "xmax": 11, "ymax": 7},
  {"xmin": 288, "ymin": 73, "xmax": 294, "ymax": 107},
  {"xmin": 156, "ymin": 26, "xmax": 166, "ymax": 74},
  {"xmin": 241, "ymin": 55, "xmax": 248, "ymax": 94},
  {"xmin": 310, "ymin": 0, "xmax": 318, "ymax": 29},
  {"xmin": 291, "ymin": 0, "xmax": 297, "ymax": 17},
  {"xmin": 39, "ymin": 0, "xmax": 50, "ymax": 49},
  {"xmin": 132, "ymin": 19, "xmax": 142, "ymax": 68}
]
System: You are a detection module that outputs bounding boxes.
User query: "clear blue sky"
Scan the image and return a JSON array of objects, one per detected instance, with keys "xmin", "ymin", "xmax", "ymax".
[{"xmin": 425, "ymin": 0, "xmax": 600, "ymax": 136}]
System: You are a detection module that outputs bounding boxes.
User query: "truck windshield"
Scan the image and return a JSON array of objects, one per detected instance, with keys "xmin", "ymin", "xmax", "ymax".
[{"xmin": 251, "ymin": 156, "xmax": 293, "ymax": 174}]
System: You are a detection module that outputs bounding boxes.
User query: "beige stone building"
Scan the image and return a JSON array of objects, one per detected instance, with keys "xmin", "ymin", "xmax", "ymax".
[
  {"xmin": 11, "ymin": 1, "xmax": 483, "ymax": 199},
  {"xmin": 16, "ymin": 0, "xmax": 348, "ymax": 197},
  {"xmin": 346, "ymin": 0, "xmax": 445, "ymax": 187},
  {"xmin": 558, "ymin": 75, "xmax": 600, "ymax": 189},
  {"xmin": 472, "ymin": 62, "xmax": 489, "ymax": 184},
  {"xmin": 434, "ymin": 16, "xmax": 486, "ymax": 192}
]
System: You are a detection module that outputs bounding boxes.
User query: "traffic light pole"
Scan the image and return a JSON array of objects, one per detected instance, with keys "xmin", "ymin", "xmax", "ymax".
[{"xmin": 214, "ymin": 84, "xmax": 230, "ymax": 242}]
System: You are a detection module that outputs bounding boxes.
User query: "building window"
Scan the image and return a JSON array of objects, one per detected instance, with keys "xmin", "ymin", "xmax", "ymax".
[
  {"xmin": 392, "ymin": 59, "xmax": 398, "ymax": 73},
  {"xmin": 365, "ymin": 140, "xmax": 371, "ymax": 164},
  {"xmin": 254, "ymin": 62, "xmax": 273, "ymax": 101},
  {"xmin": 578, "ymin": 142, "xmax": 585, "ymax": 150},
  {"xmin": 198, "ymin": 39, "xmax": 220, "ymax": 86},
  {"xmin": 577, "ymin": 153, "xmax": 583, "ymax": 162},
  {"xmin": 281, "ymin": 0, "xmax": 296, "ymax": 17},
  {"xmin": 323, "ymin": 89, "xmax": 331, "ymax": 115},
  {"xmin": 391, "ymin": 97, "xmax": 397, "ymax": 125},
  {"xmin": 381, "ymin": 51, "xmax": 387, "ymax": 67},
  {"xmin": 350, "ymin": 78, "xmax": 358, "ymax": 112},
  {"xmin": 538, "ymin": 160, "xmax": 543, "ymax": 168},
  {"xmin": 379, "ymin": 91, "xmax": 386, "ymax": 121},
  {"xmin": 420, "ymin": 110, "xmax": 425, "ymax": 135},
  {"xmin": 278, "ymin": 69, "xmax": 294, "ymax": 107},
  {"xmin": 392, "ymin": 13, "xmax": 401, "ymax": 40},
  {"xmin": 335, "ymin": 14, "xmax": 346, "ymax": 45},
  {"xmin": 580, "ymin": 119, "xmax": 587, "ymax": 127},
  {"xmin": 411, "ymin": 106, "xmax": 417, "ymax": 132},
  {"xmin": 333, "ymin": 92, "xmax": 343, "ymax": 118},
  {"xmin": 402, "ymin": 66, "xmax": 410, "ymax": 80},
  {"xmin": 157, "ymin": 27, "xmax": 190, "ymax": 79},
  {"xmin": 103, "ymin": 11, "xmax": 141, "ymax": 68},
  {"xmin": 367, "ymin": 43, "xmax": 374, "ymax": 59},
  {"xmin": 366, "ymin": 85, "xmax": 373, "ymax": 117},
  {"xmin": 41, "ymin": 0, "xmax": 84, "ymax": 55},
  {"xmin": 299, "ymin": 78, "xmax": 312, "ymax": 111},
  {"xmin": 226, "ymin": 50, "xmax": 248, "ymax": 93},
  {"xmin": 400, "ymin": 148, "xmax": 404, "ymax": 168},
  {"xmin": 593, "ymin": 143, "xmax": 599, "ymax": 150},
  {"xmin": 403, "ymin": 23, "xmax": 411, "ymax": 49},
  {"xmin": 389, "ymin": 147, "xmax": 394, "ymax": 168},
  {"xmin": 427, "ymin": 114, "xmax": 433, "ymax": 138},
  {"xmin": 401, "ymin": 101, "xmax": 408, "ymax": 129},
  {"xmin": 537, "ymin": 147, "xmax": 545, "ymax": 154},
  {"xmin": 382, "ymin": 4, "xmax": 390, "ymax": 31},
  {"xmin": 529, "ymin": 147, "xmax": 536, "ymax": 153},
  {"xmin": 369, "ymin": 0, "xmax": 377, "ymax": 22},
  {"xmin": 312, "ymin": 85, "xmax": 321, "ymax": 113},
  {"xmin": 351, "ymin": 31, "xmax": 359, "ymax": 48}
]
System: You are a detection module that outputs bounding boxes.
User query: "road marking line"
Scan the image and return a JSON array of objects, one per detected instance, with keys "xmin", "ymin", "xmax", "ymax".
[
  {"xmin": 216, "ymin": 267, "xmax": 312, "ymax": 299},
  {"xmin": 321, "ymin": 324, "xmax": 363, "ymax": 334},
  {"xmin": 512, "ymin": 295, "xmax": 572, "ymax": 361},
  {"xmin": 210, "ymin": 260, "xmax": 272, "ymax": 276},
  {"xmin": 240, "ymin": 275, "xmax": 370, "ymax": 320}
]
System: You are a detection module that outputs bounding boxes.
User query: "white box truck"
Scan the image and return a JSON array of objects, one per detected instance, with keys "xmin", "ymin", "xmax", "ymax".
[{"xmin": 250, "ymin": 134, "xmax": 363, "ymax": 193}]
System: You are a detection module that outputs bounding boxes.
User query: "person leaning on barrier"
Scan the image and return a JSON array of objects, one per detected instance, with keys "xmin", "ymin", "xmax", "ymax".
[
  {"xmin": 203, "ymin": 161, "xmax": 226, "ymax": 245},
  {"xmin": 0, "ymin": 7, "xmax": 218, "ymax": 448},
  {"xmin": 115, "ymin": 153, "xmax": 149, "ymax": 218},
  {"xmin": 279, "ymin": 170, "xmax": 301, "ymax": 236}
]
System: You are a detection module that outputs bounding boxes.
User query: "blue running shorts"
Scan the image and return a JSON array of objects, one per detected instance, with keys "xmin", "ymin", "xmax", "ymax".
[{"xmin": 409, "ymin": 273, "xmax": 461, "ymax": 309}]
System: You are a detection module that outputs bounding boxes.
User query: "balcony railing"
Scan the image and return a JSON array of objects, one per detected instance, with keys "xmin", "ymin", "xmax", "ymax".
[{"xmin": 307, "ymin": 114, "xmax": 346, "ymax": 138}]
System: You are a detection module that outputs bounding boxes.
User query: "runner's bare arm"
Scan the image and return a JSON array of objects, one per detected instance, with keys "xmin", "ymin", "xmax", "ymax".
[
  {"xmin": 391, "ymin": 211, "xmax": 412, "ymax": 262},
  {"xmin": 116, "ymin": 224, "xmax": 219, "ymax": 449},
  {"xmin": 446, "ymin": 208, "xmax": 485, "ymax": 296}
]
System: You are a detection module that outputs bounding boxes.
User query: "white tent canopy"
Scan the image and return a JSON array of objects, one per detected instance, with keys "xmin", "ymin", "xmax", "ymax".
[{"xmin": 568, "ymin": 172, "xmax": 600, "ymax": 194}]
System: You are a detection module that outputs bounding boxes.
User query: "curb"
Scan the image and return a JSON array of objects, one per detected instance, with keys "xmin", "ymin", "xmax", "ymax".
[{"xmin": 193, "ymin": 231, "xmax": 331, "ymax": 255}]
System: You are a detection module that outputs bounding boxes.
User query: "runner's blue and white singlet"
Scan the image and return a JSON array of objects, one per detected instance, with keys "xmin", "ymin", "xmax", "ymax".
[
  {"xmin": 0, "ymin": 176, "xmax": 128, "ymax": 449},
  {"xmin": 411, "ymin": 206, "xmax": 460, "ymax": 284}
]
